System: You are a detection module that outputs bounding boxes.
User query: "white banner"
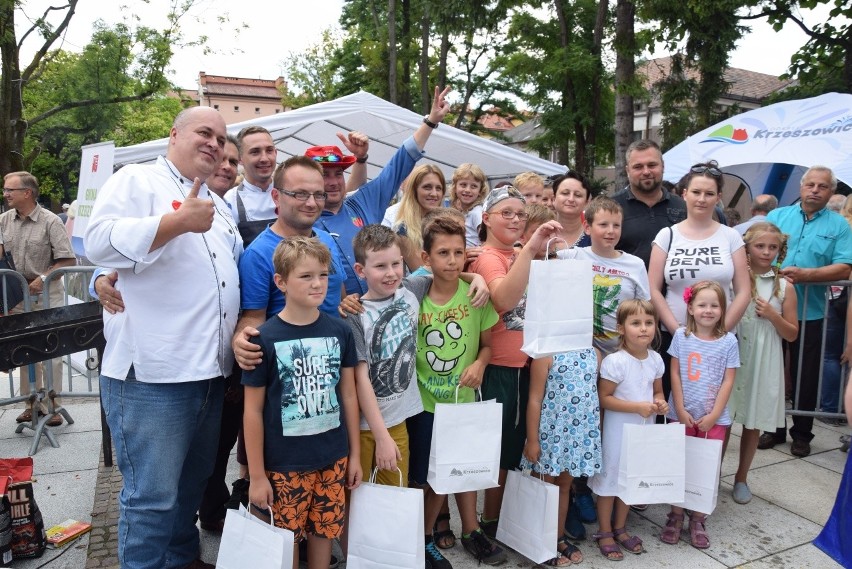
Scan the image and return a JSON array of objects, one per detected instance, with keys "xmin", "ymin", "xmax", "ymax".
[{"xmin": 73, "ymin": 141, "xmax": 115, "ymax": 257}]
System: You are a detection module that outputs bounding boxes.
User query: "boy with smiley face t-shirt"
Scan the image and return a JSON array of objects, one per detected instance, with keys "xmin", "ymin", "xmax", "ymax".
[
  {"xmin": 416, "ymin": 279, "xmax": 499, "ymax": 411},
  {"xmin": 407, "ymin": 214, "xmax": 505, "ymax": 568}
]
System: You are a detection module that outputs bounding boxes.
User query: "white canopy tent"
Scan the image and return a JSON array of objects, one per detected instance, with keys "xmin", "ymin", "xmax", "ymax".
[
  {"xmin": 663, "ymin": 92, "xmax": 852, "ymax": 210},
  {"xmin": 113, "ymin": 91, "xmax": 567, "ymax": 182}
]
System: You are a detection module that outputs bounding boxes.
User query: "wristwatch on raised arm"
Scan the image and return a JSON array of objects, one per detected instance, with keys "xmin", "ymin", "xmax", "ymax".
[{"xmin": 423, "ymin": 115, "xmax": 439, "ymax": 129}]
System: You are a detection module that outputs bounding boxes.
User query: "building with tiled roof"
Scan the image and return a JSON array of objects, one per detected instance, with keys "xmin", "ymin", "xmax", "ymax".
[
  {"xmin": 195, "ymin": 72, "xmax": 287, "ymax": 124},
  {"xmin": 476, "ymin": 108, "xmax": 524, "ymax": 134},
  {"xmin": 635, "ymin": 56, "xmax": 793, "ymax": 142}
]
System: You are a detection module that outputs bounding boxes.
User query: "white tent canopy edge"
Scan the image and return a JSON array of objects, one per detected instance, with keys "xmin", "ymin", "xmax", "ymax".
[{"xmin": 113, "ymin": 91, "xmax": 567, "ymax": 183}]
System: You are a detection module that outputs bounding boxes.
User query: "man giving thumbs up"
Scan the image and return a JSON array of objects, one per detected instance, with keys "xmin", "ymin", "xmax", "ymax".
[{"xmin": 84, "ymin": 106, "xmax": 241, "ymax": 569}]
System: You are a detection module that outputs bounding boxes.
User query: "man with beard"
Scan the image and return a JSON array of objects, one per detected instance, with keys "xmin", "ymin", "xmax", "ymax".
[{"xmin": 612, "ymin": 140, "xmax": 686, "ymax": 267}]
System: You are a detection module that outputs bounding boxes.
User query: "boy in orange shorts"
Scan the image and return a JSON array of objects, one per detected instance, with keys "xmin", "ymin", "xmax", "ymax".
[{"xmin": 243, "ymin": 237, "xmax": 362, "ymax": 569}]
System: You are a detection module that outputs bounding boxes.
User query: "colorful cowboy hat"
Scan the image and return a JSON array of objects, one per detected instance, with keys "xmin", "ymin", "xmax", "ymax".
[{"xmin": 304, "ymin": 145, "xmax": 357, "ymax": 170}]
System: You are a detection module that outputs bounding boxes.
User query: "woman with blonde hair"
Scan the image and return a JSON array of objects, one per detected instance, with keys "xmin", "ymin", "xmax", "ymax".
[{"xmin": 389, "ymin": 164, "xmax": 446, "ymax": 270}]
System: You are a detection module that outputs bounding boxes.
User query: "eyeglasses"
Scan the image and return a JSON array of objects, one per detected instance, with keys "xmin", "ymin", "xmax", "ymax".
[
  {"xmin": 690, "ymin": 162, "xmax": 723, "ymax": 177},
  {"xmin": 278, "ymin": 189, "xmax": 328, "ymax": 202},
  {"xmin": 2, "ymin": 188, "xmax": 27, "ymax": 193},
  {"xmin": 495, "ymin": 209, "xmax": 529, "ymax": 221}
]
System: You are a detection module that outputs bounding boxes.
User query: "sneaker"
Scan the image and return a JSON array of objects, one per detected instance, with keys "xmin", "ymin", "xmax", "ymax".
[
  {"xmin": 461, "ymin": 529, "xmax": 507, "ymax": 566},
  {"xmin": 425, "ymin": 538, "xmax": 453, "ymax": 569},
  {"xmin": 564, "ymin": 500, "xmax": 586, "ymax": 540},
  {"xmin": 732, "ymin": 482, "xmax": 752, "ymax": 504},
  {"xmin": 479, "ymin": 517, "xmax": 498, "ymax": 540},
  {"xmin": 629, "ymin": 504, "xmax": 648, "ymax": 512},
  {"xmin": 790, "ymin": 439, "xmax": 811, "ymax": 457},
  {"xmin": 574, "ymin": 492, "xmax": 597, "ymax": 523},
  {"xmin": 224, "ymin": 478, "xmax": 249, "ymax": 511},
  {"xmin": 757, "ymin": 432, "xmax": 785, "ymax": 450}
]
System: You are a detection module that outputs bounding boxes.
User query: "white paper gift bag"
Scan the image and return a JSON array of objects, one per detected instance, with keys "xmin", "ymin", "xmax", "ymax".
[
  {"xmin": 522, "ymin": 256, "xmax": 593, "ymax": 358},
  {"xmin": 496, "ymin": 469, "xmax": 559, "ymax": 564},
  {"xmin": 617, "ymin": 421, "xmax": 685, "ymax": 505},
  {"xmin": 347, "ymin": 469, "xmax": 425, "ymax": 569},
  {"xmin": 428, "ymin": 390, "xmax": 502, "ymax": 494},
  {"xmin": 216, "ymin": 505, "xmax": 294, "ymax": 569},
  {"xmin": 674, "ymin": 435, "xmax": 723, "ymax": 514}
]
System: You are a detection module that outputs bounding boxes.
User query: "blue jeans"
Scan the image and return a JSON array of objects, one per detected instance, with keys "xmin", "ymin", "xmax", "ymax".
[
  {"xmin": 101, "ymin": 372, "xmax": 223, "ymax": 569},
  {"xmin": 821, "ymin": 301, "xmax": 846, "ymax": 414}
]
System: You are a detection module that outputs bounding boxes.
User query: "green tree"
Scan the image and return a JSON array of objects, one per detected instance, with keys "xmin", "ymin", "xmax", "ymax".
[
  {"xmin": 637, "ymin": 0, "xmax": 748, "ymax": 149},
  {"xmin": 280, "ymin": 28, "xmax": 343, "ymax": 109},
  {"xmin": 333, "ymin": 0, "xmax": 393, "ymax": 101},
  {"xmin": 503, "ymin": 0, "xmax": 614, "ymax": 177},
  {"xmin": 614, "ymin": 0, "xmax": 642, "ymax": 190},
  {"xmin": 748, "ymin": 0, "xmax": 852, "ymax": 98},
  {"xmin": 0, "ymin": 0, "xmax": 226, "ymax": 177}
]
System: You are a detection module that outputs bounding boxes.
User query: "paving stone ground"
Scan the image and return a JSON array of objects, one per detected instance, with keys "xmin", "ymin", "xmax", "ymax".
[{"xmin": 85, "ymin": 448, "xmax": 120, "ymax": 569}]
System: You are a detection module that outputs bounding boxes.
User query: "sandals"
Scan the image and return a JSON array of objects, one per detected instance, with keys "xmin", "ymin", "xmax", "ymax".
[
  {"xmin": 540, "ymin": 552, "xmax": 572, "ymax": 566},
  {"xmin": 432, "ymin": 512, "xmax": 456, "ymax": 549},
  {"xmin": 689, "ymin": 513, "xmax": 710, "ymax": 549},
  {"xmin": 659, "ymin": 512, "xmax": 684, "ymax": 545},
  {"xmin": 557, "ymin": 534, "xmax": 583, "ymax": 564},
  {"xmin": 613, "ymin": 527, "xmax": 644, "ymax": 554},
  {"xmin": 591, "ymin": 531, "xmax": 623, "ymax": 561}
]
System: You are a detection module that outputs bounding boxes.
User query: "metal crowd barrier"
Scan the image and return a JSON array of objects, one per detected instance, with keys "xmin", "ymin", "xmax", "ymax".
[
  {"xmin": 0, "ymin": 266, "xmax": 104, "ymax": 454},
  {"xmin": 787, "ymin": 280, "xmax": 852, "ymax": 430}
]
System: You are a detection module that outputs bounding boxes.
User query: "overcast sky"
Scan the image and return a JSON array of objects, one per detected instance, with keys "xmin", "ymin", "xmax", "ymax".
[{"xmin": 15, "ymin": 0, "xmax": 829, "ymax": 94}]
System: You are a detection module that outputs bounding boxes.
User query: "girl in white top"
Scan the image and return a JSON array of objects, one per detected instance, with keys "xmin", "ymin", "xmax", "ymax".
[
  {"xmin": 730, "ymin": 222, "xmax": 798, "ymax": 505},
  {"xmin": 449, "ymin": 163, "xmax": 489, "ymax": 249},
  {"xmin": 590, "ymin": 299, "xmax": 667, "ymax": 561}
]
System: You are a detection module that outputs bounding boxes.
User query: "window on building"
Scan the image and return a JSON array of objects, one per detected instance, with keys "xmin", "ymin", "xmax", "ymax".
[
  {"xmin": 213, "ymin": 104, "xmax": 219, "ymax": 110},
  {"xmin": 234, "ymin": 106, "xmax": 239, "ymax": 112},
  {"xmin": 255, "ymin": 107, "xmax": 261, "ymax": 114}
]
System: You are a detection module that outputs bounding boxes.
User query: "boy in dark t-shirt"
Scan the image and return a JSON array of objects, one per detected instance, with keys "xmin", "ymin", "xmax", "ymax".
[{"xmin": 242, "ymin": 236, "xmax": 361, "ymax": 569}]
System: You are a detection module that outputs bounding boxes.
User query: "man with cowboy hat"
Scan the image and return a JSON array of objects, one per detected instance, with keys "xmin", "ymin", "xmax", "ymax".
[
  {"xmin": 312, "ymin": 85, "xmax": 451, "ymax": 296},
  {"xmin": 223, "ymin": 126, "xmax": 370, "ymax": 246}
]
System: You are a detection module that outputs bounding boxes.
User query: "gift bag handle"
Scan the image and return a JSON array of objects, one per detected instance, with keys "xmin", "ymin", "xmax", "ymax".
[
  {"xmin": 520, "ymin": 464, "xmax": 547, "ymax": 481},
  {"xmin": 246, "ymin": 503, "xmax": 277, "ymax": 527},
  {"xmin": 647, "ymin": 412, "xmax": 709, "ymax": 437},
  {"xmin": 544, "ymin": 237, "xmax": 570, "ymax": 259},
  {"xmin": 368, "ymin": 466, "xmax": 405, "ymax": 487},
  {"xmin": 454, "ymin": 384, "xmax": 483, "ymax": 403}
]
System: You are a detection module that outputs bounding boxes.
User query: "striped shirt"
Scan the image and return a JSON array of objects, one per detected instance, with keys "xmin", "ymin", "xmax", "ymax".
[{"xmin": 666, "ymin": 328, "xmax": 740, "ymax": 426}]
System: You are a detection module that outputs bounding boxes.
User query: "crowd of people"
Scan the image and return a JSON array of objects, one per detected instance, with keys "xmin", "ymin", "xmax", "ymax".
[{"xmin": 15, "ymin": 91, "xmax": 839, "ymax": 569}]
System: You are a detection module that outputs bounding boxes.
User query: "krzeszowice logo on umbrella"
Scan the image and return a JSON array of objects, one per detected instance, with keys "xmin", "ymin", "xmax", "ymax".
[{"xmin": 702, "ymin": 124, "xmax": 749, "ymax": 144}]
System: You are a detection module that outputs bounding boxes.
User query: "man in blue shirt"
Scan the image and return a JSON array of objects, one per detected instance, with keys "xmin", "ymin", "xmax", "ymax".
[
  {"xmin": 313, "ymin": 85, "xmax": 451, "ymax": 295},
  {"xmin": 759, "ymin": 166, "xmax": 852, "ymax": 457},
  {"xmin": 236, "ymin": 156, "xmax": 347, "ymax": 328}
]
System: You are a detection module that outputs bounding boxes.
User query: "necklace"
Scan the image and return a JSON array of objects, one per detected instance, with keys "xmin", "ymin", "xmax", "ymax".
[
  {"xmin": 562, "ymin": 223, "xmax": 584, "ymax": 248},
  {"xmin": 570, "ymin": 228, "xmax": 584, "ymax": 248}
]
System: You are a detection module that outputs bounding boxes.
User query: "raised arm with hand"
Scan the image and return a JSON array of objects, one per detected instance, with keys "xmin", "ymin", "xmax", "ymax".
[
  {"xmin": 412, "ymin": 86, "xmax": 451, "ymax": 150},
  {"xmin": 340, "ymin": 131, "xmax": 370, "ymax": 193}
]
